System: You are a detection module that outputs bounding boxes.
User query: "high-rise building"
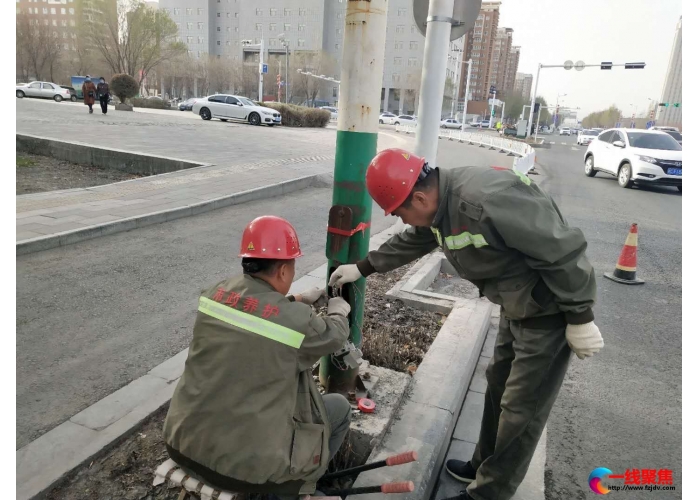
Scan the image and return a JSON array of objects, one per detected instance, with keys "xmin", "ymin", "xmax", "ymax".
[
  {"xmin": 658, "ymin": 16, "xmax": 681, "ymax": 128},
  {"xmin": 503, "ymin": 45, "xmax": 520, "ymax": 95},
  {"xmin": 489, "ymin": 27, "xmax": 512, "ymax": 96},
  {"xmin": 514, "ymin": 72, "xmax": 533, "ymax": 100},
  {"xmin": 16, "ymin": 0, "xmax": 81, "ymax": 53},
  {"xmin": 160, "ymin": 0, "xmax": 465, "ymax": 110}
]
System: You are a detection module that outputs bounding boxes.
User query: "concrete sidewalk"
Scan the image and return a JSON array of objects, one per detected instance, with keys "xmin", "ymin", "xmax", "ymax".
[{"xmin": 433, "ymin": 312, "xmax": 546, "ymax": 500}]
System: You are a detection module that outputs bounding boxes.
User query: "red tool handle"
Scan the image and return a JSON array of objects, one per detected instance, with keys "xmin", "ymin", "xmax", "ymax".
[
  {"xmin": 381, "ymin": 481, "xmax": 415, "ymax": 494},
  {"xmin": 385, "ymin": 451, "xmax": 418, "ymax": 466}
]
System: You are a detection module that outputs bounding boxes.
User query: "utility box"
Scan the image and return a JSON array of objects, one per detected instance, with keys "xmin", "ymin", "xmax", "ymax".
[{"xmin": 517, "ymin": 119, "xmax": 528, "ymax": 138}]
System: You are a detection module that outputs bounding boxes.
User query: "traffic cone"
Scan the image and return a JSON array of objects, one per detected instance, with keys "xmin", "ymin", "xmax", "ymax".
[{"xmin": 604, "ymin": 223, "xmax": 644, "ymax": 285}]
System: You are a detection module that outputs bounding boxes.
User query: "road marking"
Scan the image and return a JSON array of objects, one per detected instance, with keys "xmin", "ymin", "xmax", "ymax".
[
  {"xmin": 571, "ymin": 146, "xmax": 580, "ymax": 151},
  {"xmin": 560, "ymin": 142, "xmax": 567, "ymax": 145},
  {"xmin": 549, "ymin": 141, "xmax": 555, "ymax": 145}
]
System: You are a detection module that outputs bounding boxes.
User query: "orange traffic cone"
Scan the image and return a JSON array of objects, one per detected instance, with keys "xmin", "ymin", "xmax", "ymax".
[{"xmin": 604, "ymin": 223, "xmax": 644, "ymax": 285}]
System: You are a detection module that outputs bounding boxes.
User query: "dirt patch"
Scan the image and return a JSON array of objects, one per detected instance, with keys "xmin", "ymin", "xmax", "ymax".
[
  {"xmin": 46, "ymin": 267, "xmax": 443, "ymax": 499},
  {"xmin": 16, "ymin": 152, "xmax": 142, "ymax": 195},
  {"xmin": 428, "ymin": 272, "xmax": 479, "ymax": 300},
  {"xmin": 361, "ymin": 264, "xmax": 445, "ymax": 373}
]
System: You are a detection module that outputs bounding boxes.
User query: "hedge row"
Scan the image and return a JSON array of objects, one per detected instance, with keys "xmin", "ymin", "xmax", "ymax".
[
  {"xmin": 257, "ymin": 102, "xmax": 330, "ymax": 128},
  {"xmin": 130, "ymin": 98, "xmax": 172, "ymax": 110}
]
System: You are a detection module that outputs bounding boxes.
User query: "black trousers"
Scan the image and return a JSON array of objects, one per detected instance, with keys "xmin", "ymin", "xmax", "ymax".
[{"xmin": 99, "ymin": 96, "xmax": 109, "ymax": 114}]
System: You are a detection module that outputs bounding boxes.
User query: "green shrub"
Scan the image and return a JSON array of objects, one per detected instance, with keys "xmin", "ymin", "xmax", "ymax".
[
  {"xmin": 111, "ymin": 74, "xmax": 139, "ymax": 103},
  {"xmin": 257, "ymin": 102, "xmax": 330, "ymax": 128},
  {"xmin": 130, "ymin": 98, "xmax": 172, "ymax": 109}
]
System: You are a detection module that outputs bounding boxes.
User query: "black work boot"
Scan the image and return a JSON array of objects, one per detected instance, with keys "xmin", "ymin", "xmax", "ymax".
[
  {"xmin": 439, "ymin": 491, "xmax": 474, "ymax": 500},
  {"xmin": 445, "ymin": 459, "xmax": 477, "ymax": 483}
]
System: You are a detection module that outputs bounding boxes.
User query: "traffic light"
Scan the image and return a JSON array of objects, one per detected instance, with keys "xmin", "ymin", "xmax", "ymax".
[
  {"xmin": 533, "ymin": 102, "xmax": 540, "ymax": 114},
  {"xmin": 673, "ymin": 103, "xmax": 681, "ymax": 108},
  {"xmin": 659, "ymin": 103, "xmax": 668, "ymax": 107},
  {"xmin": 601, "ymin": 61, "xmax": 612, "ymax": 70},
  {"xmin": 491, "ymin": 108, "xmax": 496, "ymax": 117}
]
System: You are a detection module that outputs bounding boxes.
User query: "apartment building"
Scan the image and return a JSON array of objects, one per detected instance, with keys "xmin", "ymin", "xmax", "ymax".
[
  {"xmin": 488, "ymin": 27, "xmax": 512, "ymax": 96},
  {"xmin": 16, "ymin": 0, "xmax": 81, "ymax": 52},
  {"xmin": 503, "ymin": 45, "xmax": 519, "ymax": 96},
  {"xmin": 514, "ymin": 72, "xmax": 533, "ymax": 100}
]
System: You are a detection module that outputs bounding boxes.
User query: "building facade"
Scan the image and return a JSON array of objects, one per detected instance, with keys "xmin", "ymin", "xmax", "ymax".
[
  {"xmin": 16, "ymin": 0, "xmax": 80, "ymax": 54},
  {"xmin": 503, "ymin": 45, "xmax": 520, "ymax": 96},
  {"xmin": 457, "ymin": 0, "xmax": 500, "ymax": 105},
  {"xmin": 514, "ymin": 72, "xmax": 533, "ymax": 100},
  {"xmin": 658, "ymin": 15, "xmax": 681, "ymax": 128},
  {"xmin": 488, "ymin": 27, "xmax": 512, "ymax": 96}
]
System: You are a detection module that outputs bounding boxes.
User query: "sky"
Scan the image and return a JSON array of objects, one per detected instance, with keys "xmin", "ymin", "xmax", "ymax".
[{"xmin": 498, "ymin": 0, "xmax": 682, "ymax": 120}]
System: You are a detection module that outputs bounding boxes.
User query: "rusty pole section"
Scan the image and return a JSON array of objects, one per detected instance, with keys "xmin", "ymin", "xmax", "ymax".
[{"xmin": 321, "ymin": 0, "xmax": 389, "ymax": 396}]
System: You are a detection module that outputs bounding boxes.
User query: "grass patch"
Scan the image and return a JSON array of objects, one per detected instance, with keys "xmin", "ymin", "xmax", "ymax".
[{"xmin": 16, "ymin": 156, "xmax": 36, "ymax": 168}]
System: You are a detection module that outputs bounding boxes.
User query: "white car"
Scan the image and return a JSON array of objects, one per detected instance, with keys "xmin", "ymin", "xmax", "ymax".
[
  {"xmin": 379, "ymin": 112, "xmax": 397, "ymax": 124},
  {"xmin": 192, "ymin": 94, "xmax": 281, "ymax": 126},
  {"xmin": 440, "ymin": 118, "xmax": 462, "ymax": 129},
  {"xmin": 393, "ymin": 114, "xmax": 416, "ymax": 126},
  {"xmin": 577, "ymin": 129, "xmax": 600, "ymax": 146},
  {"xmin": 320, "ymin": 106, "xmax": 338, "ymax": 119},
  {"xmin": 559, "ymin": 127, "xmax": 571, "ymax": 136},
  {"xmin": 16, "ymin": 81, "xmax": 72, "ymax": 102},
  {"xmin": 584, "ymin": 128, "xmax": 682, "ymax": 192},
  {"xmin": 660, "ymin": 129, "xmax": 682, "ymax": 147}
]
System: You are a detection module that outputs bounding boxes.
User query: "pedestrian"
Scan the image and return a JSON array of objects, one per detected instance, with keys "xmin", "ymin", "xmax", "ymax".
[
  {"xmin": 81, "ymin": 75, "xmax": 96, "ymax": 114},
  {"xmin": 163, "ymin": 215, "xmax": 352, "ymax": 496},
  {"xmin": 96, "ymin": 76, "xmax": 110, "ymax": 115},
  {"xmin": 329, "ymin": 149, "xmax": 604, "ymax": 500}
]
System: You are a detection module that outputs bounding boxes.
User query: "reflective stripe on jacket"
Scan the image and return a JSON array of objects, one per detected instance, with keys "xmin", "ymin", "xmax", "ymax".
[
  {"xmin": 163, "ymin": 274, "xmax": 349, "ymax": 493},
  {"xmin": 359, "ymin": 167, "xmax": 596, "ymax": 324}
]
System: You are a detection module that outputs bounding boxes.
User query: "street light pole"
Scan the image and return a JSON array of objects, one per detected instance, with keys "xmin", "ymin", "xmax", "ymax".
[
  {"xmin": 258, "ymin": 37, "xmax": 265, "ymax": 102},
  {"xmin": 526, "ymin": 63, "xmax": 541, "ymax": 138},
  {"xmin": 461, "ymin": 58, "xmax": 473, "ymax": 130}
]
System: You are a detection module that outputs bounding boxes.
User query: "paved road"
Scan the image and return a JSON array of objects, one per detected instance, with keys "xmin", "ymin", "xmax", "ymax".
[{"xmin": 535, "ymin": 135, "xmax": 682, "ymax": 497}]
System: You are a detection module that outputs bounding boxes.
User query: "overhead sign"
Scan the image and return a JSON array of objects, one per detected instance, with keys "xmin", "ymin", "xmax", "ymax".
[
  {"xmin": 413, "ymin": 0, "xmax": 482, "ymax": 41},
  {"xmin": 488, "ymin": 98, "xmax": 503, "ymax": 106}
]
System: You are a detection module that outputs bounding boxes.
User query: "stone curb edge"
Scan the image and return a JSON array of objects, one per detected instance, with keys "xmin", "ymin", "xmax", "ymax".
[
  {"xmin": 16, "ymin": 174, "xmax": 323, "ymax": 256},
  {"xmin": 16, "ymin": 225, "xmax": 401, "ymax": 500}
]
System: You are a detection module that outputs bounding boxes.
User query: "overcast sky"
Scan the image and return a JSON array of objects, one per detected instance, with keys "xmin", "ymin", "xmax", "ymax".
[{"xmin": 498, "ymin": 0, "xmax": 682, "ymax": 119}]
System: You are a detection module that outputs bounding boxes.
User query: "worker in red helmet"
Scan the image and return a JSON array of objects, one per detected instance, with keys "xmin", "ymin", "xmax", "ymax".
[
  {"xmin": 329, "ymin": 149, "xmax": 603, "ymax": 500},
  {"xmin": 164, "ymin": 215, "xmax": 352, "ymax": 496}
]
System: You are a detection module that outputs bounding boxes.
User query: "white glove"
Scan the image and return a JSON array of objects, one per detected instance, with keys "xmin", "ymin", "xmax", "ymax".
[
  {"xmin": 328, "ymin": 264, "xmax": 362, "ymax": 287},
  {"xmin": 565, "ymin": 322, "xmax": 604, "ymax": 360},
  {"xmin": 298, "ymin": 287, "xmax": 325, "ymax": 305},
  {"xmin": 327, "ymin": 297, "xmax": 351, "ymax": 317}
]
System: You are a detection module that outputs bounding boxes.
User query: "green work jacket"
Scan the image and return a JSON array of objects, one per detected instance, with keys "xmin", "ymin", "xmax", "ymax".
[
  {"xmin": 163, "ymin": 274, "xmax": 349, "ymax": 494},
  {"xmin": 358, "ymin": 167, "xmax": 596, "ymax": 325}
]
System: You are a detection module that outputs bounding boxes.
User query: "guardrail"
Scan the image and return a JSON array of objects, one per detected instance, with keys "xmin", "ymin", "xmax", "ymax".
[{"xmin": 395, "ymin": 123, "xmax": 536, "ymax": 174}]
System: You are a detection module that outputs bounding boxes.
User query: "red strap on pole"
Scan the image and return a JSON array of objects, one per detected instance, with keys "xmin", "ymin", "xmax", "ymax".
[{"xmin": 327, "ymin": 221, "xmax": 371, "ymax": 237}]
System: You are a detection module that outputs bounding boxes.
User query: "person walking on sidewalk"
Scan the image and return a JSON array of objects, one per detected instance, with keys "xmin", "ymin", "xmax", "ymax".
[
  {"xmin": 164, "ymin": 215, "xmax": 353, "ymax": 496},
  {"xmin": 81, "ymin": 76, "xmax": 96, "ymax": 114},
  {"xmin": 96, "ymin": 76, "xmax": 110, "ymax": 115},
  {"xmin": 329, "ymin": 149, "xmax": 603, "ymax": 500}
]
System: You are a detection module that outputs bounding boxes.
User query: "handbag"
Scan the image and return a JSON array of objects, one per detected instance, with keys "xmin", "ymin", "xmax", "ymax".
[{"xmin": 88, "ymin": 90, "xmax": 95, "ymax": 98}]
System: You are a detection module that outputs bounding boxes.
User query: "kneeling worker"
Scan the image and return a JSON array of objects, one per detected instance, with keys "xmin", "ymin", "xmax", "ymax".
[
  {"xmin": 164, "ymin": 215, "xmax": 352, "ymax": 495},
  {"xmin": 329, "ymin": 149, "xmax": 604, "ymax": 500}
]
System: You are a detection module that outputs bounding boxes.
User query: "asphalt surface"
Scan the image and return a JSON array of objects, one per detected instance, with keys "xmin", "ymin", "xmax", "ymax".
[{"xmin": 534, "ymin": 135, "xmax": 682, "ymax": 498}]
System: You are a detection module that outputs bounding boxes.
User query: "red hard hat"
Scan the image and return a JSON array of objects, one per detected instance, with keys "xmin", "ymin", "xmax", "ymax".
[
  {"xmin": 238, "ymin": 216, "xmax": 303, "ymax": 259},
  {"xmin": 366, "ymin": 148, "xmax": 426, "ymax": 215}
]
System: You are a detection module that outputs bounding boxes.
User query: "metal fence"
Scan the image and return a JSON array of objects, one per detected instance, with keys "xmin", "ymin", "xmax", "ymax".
[{"xmin": 395, "ymin": 123, "xmax": 536, "ymax": 174}]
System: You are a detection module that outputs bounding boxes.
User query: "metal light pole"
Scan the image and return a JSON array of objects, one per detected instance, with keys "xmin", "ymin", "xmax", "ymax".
[
  {"xmin": 258, "ymin": 37, "xmax": 265, "ymax": 102},
  {"xmin": 415, "ymin": 0, "xmax": 455, "ymax": 166},
  {"xmin": 321, "ymin": 0, "xmax": 388, "ymax": 396},
  {"xmin": 526, "ymin": 63, "xmax": 542, "ymax": 139},
  {"xmin": 461, "ymin": 58, "xmax": 473, "ymax": 129},
  {"xmin": 488, "ymin": 89, "xmax": 496, "ymax": 128},
  {"xmin": 278, "ymin": 34, "xmax": 290, "ymax": 103},
  {"xmin": 554, "ymin": 92, "xmax": 566, "ymax": 127}
]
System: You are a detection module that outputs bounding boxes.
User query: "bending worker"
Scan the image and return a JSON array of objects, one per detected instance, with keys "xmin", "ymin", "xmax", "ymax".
[
  {"xmin": 329, "ymin": 149, "xmax": 604, "ymax": 500},
  {"xmin": 164, "ymin": 215, "xmax": 352, "ymax": 495}
]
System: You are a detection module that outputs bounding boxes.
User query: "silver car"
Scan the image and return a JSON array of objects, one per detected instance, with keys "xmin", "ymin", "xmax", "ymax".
[{"xmin": 16, "ymin": 81, "xmax": 72, "ymax": 102}]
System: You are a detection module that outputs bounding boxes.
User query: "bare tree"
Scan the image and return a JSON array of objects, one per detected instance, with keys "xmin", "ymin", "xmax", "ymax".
[
  {"xmin": 206, "ymin": 56, "xmax": 236, "ymax": 94},
  {"xmin": 16, "ymin": 13, "xmax": 61, "ymax": 82},
  {"xmin": 404, "ymin": 66, "xmax": 422, "ymax": 113},
  {"xmin": 290, "ymin": 50, "xmax": 335, "ymax": 105},
  {"xmin": 83, "ymin": 0, "xmax": 186, "ymax": 86}
]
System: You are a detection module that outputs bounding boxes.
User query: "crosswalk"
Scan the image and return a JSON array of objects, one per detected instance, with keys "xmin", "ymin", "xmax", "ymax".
[{"xmin": 548, "ymin": 141, "xmax": 581, "ymax": 151}]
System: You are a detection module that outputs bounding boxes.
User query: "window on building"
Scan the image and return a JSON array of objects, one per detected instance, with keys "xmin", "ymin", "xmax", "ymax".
[
  {"xmin": 226, "ymin": 12, "xmax": 230, "ymax": 17},
  {"xmin": 394, "ymin": 57, "xmax": 402, "ymax": 65},
  {"xmin": 299, "ymin": 8, "xmax": 306, "ymax": 15},
  {"xmin": 216, "ymin": 12, "xmax": 220, "ymax": 17},
  {"xmin": 270, "ymin": 23, "xmax": 276, "ymax": 31},
  {"xmin": 396, "ymin": 25, "xmax": 405, "ymax": 34},
  {"xmin": 187, "ymin": 36, "xmax": 193, "ymax": 43},
  {"xmin": 395, "ymin": 41, "xmax": 403, "ymax": 49},
  {"xmin": 284, "ymin": 8, "xmax": 291, "ymax": 16},
  {"xmin": 50, "ymin": 7, "xmax": 55, "ymax": 13},
  {"xmin": 217, "ymin": 26, "xmax": 221, "ymax": 31},
  {"xmin": 235, "ymin": 27, "xmax": 239, "ymax": 32},
  {"xmin": 61, "ymin": 7, "xmax": 65, "ymax": 14},
  {"xmin": 336, "ymin": 28, "xmax": 341, "ymax": 35},
  {"xmin": 284, "ymin": 23, "xmax": 291, "ymax": 31},
  {"xmin": 64, "ymin": 43, "xmax": 70, "ymax": 50},
  {"xmin": 186, "ymin": 8, "xmax": 193, "ymax": 14},
  {"xmin": 198, "ymin": 22, "xmax": 204, "ymax": 29},
  {"xmin": 411, "ymin": 25, "xmax": 417, "ymax": 34},
  {"xmin": 234, "ymin": 12, "xmax": 238, "ymax": 17},
  {"xmin": 256, "ymin": 8, "xmax": 262, "ymax": 15},
  {"xmin": 409, "ymin": 41, "xmax": 418, "ymax": 50},
  {"xmin": 270, "ymin": 8, "xmax": 277, "ymax": 16},
  {"xmin": 409, "ymin": 57, "xmax": 418, "ymax": 67},
  {"xmin": 187, "ymin": 22, "xmax": 193, "ymax": 29},
  {"xmin": 337, "ymin": 12, "xmax": 342, "ymax": 19},
  {"xmin": 298, "ymin": 24, "xmax": 305, "ymax": 31},
  {"xmin": 297, "ymin": 39, "xmax": 305, "ymax": 47},
  {"xmin": 62, "ymin": 31, "xmax": 67, "ymax": 38},
  {"xmin": 333, "ymin": 87, "xmax": 338, "ymax": 97},
  {"xmin": 173, "ymin": 8, "xmax": 180, "ymax": 15},
  {"xmin": 398, "ymin": 7, "xmax": 407, "ymax": 16},
  {"xmin": 198, "ymin": 36, "xmax": 204, "ymax": 43},
  {"xmin": 335, "ymin": 43, "xmax": 340, "ymax": 50},
  {"xmin": 217, "ymin": 40, "xmax": 221, "ymax": 45},
  {"xmin": 52, "ymin": 19, "xmax": 57, "ymax": 26},
  {"xmin": 226, "ymin": 40, "xmax": 230, "ymax": 45},
  {"xmin": 392, "ymin": 73, "xmax": 400, "ymax": 83},
  {"xmin": 256, "ymin": 23, "xmax": 262, "ymax": 30},
  {"xmin": 197, "ymin": 8, "xmax": 204, "ymax": 15},
  {"xmin": 42, "ymin": 7, "xmax": 47, "ymax": 13},
  {"xmin": 61, "ymin": 20, "xmax": 67, "ymax": 26}
]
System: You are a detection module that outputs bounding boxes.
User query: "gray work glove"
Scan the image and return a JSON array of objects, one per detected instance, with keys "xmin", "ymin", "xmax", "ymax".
[
  {"xmin": 299, "ymin": 287, "xmax": 325, "ymax": 305},
  {"xmin": 565, "ymin": 322, "xmax": 604, "ymax": 360},
  {"xmin": 327, "ymin": 297, "xmax": 351, "ymax": 317},
  {"xmin": 328, "ymin": 264, "xmax": 362, "ymax": 287}
]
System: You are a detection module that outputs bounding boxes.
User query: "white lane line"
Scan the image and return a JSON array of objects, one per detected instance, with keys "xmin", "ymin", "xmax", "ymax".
[
  {"xmin": 549, "ymin": 141, "xmax": 555, "ymax": 145},
  {"xmin": 571, "ymin": 147, "xmax": 580, "ymax": 151},
  {"xmin": 560, "ymin": 142, "xmax": 567, "ymax": 145}
]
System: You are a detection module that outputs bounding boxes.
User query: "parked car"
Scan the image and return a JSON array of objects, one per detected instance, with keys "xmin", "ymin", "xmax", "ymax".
[
  {"xmin": 320, "ymin": 106, "xmax": 338, "ymax": 119},
  {"xmin": 577, "ymin": 129, "xmax": 600, "ymax": 146},
  {"xmin": 480, "ymin": 120, "xmax": 491, "ymax": 128},
  {"xmin": 192, "ymin": 94, "xmax": 282, "ymax": 126},
  {"xmin": 660, "ymin": 129, "xmax": 682, "ymax": 147},
  {"xmin": 393, "ymin": 114, "xmax": 417, "ymax": 126},
  {"xmin": 16, "ymin": 81, "xmax": 72, "ymax": 102},
  {"xmin": 59, "ymin": 85, "xmax": 79, "ymax": 102},
  {"xmin": 379, "ymin": 112, "xmax": 397, "ymax": 124},
  {"xmin": 440, "ymin": 118, "xmax": 462, "ymax": 129},
  {"xmin": 583, "ymin": 128, "xmax": 682, "ymax": 192},
  {"xmin": 649, "ymin": 125, "xmax": 679, "ymax": 133},
  {"xmin": 559, "ymin": 127, "xmax": 571, "ymax": 136},
  {"xmin": 179, "ymin": 98, "xmax": 198, "ymax": 111},
  {"xmin": 502, "ymin": 126, "xmax": 518, "ymax": 137}
]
